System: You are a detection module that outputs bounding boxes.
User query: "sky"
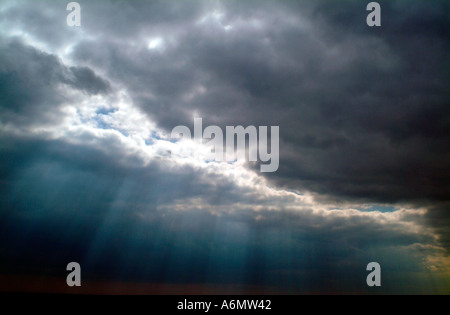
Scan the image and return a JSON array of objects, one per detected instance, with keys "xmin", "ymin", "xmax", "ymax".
[{"xmin": 0, "ymin": 0, "xmax": 449, "ymax": 294}]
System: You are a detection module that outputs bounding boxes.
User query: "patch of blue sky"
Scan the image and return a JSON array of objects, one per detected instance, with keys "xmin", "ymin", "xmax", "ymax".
[
  {"xmin": 145, "ymin": 132, "xmax": 165, "ymax": 145},
  {"xmin": 93, "ymin": 114, "xmax": 129, "ymax": 138},
  {"xmin": 357, "ymin": 205, "xmax": 398, "ymax": 213},
  {"xmin": 95, "ymin": 107, "xmax": 118, "ymax": 115}
]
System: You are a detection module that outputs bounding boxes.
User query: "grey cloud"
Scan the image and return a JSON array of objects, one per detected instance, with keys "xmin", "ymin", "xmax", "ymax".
[
  {"xmin": 69, "ymin": 0, "xmax": 450, "ymax": 275},
  {"xmin": 68, "ymin": 66, "xmax": 111, "ymax": 94},
  {"xmin": 0, "ymin": 0, "xmax": 76, "ymax": 48},
  {"xmin": 66, "ymin": 0, "xmax": 450, "ymax": 206},
  {"xmin": 0, "ymin": 0, "xmax": 448, "ymax": 294},
  {"xmin": 0, "ymin": 133, "xmax": 445, "ymax": 294},
  {"xmin": 0, "ymin": 38, "xmax": 111, "ymax": 125}
]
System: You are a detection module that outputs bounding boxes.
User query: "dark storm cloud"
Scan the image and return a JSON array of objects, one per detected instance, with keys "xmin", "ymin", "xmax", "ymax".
[
  {"xmin": 0, "ymin": 0, "xmax": 449, "ymax": 294},
  {"xmin": 64, "ymin": 0, "xmax": 450, "ymax": 205},
  {"xmin": 67, "ymin": 0, "xmax": 450, "ymax": 256},
  {"xmin": 0, "ymin": 38, "xmax": 110, "ymax": 126},
  {"xmin": 0, "ymin": 134, "xmax": 443, "ymax": 293},
  {"xmin": 68, "ymin": 66, "xmax": 111, "ymax": 94}
]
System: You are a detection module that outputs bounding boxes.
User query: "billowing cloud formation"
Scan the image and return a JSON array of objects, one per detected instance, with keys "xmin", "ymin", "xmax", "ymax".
[{"xmin": 0, "ymin": 0, "xmax": 448, "ymax": 294}]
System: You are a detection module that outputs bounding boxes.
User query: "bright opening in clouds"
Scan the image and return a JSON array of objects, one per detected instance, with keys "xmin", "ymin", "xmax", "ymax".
[{"xmin": 0, "ymin": 0, "xmax": 448, "ymax": 294}]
